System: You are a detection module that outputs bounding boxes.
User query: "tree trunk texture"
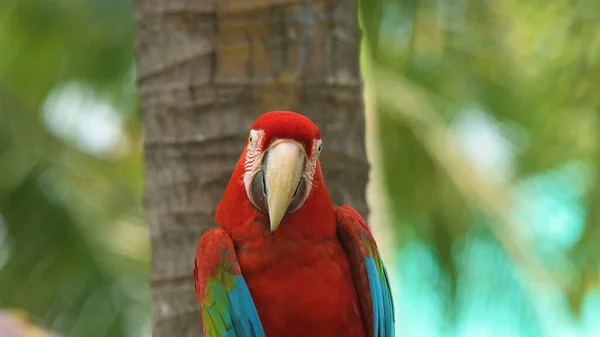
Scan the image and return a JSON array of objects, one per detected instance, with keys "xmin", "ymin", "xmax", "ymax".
[{"xmin": 134, "ymin": 0, "xmax": 366, "ymax": 336}]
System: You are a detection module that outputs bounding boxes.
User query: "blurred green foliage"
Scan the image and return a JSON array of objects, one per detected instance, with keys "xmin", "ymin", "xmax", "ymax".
[
  {"xmin": 1, "ymin": 0, "xmax": 599, "ymax": 336},
  {"xmin": 361, "ymin": 0, "xmax": 600, "ymax": 335},
  {"xmin": 0, "ymin": 1, "xmax": 148, "ymax": 337}
]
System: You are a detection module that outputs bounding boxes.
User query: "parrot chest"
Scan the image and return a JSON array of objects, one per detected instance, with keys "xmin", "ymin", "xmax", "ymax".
[{"xmin": 237, "ymin": 236, "xmax": 368, "ymax": 337}]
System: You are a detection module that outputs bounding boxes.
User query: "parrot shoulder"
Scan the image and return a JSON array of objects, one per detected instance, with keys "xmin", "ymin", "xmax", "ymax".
[
  {"xmin": 193, "ymin": 228, "xmax": 265, "ymax": 337},
  {"xmin": 335, "ymin": 205, "xmax": 395, "ymax": 337}
]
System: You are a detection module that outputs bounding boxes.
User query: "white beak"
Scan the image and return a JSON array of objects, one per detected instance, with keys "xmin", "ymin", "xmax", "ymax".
[{"xmin": 263, "ymin": 141, "xmax": 304, "ymax": 231}]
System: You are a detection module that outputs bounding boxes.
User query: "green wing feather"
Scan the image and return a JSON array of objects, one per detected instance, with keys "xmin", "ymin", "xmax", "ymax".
[{"xmin": 193, "ymin": 228, "xmax": 265, "ymax": 337}]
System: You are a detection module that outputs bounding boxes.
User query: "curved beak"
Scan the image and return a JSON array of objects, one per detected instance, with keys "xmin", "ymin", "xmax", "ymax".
[{"xmin": 263, "ymin": 141, "xmax": 305, "ymax": 231}]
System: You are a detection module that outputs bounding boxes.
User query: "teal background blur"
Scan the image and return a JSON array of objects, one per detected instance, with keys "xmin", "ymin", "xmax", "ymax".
[{"xmin": 1, "ymin": 0, "xmax": 599, "ymax": 336}]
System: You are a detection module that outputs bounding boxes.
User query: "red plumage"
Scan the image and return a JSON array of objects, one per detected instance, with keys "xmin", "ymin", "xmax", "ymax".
[{"xmin": 194, "ymin": 111, "xmax": 392, "ymax": 337}]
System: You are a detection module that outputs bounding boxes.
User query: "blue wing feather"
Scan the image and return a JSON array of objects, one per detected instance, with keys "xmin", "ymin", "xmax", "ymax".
[
  {"xmin": 230, "ymin": 276, "xmax": 264, "ymax": 337},
  {"xmin": 365, "ymin": 258, "xmax": 381, "ymax": 337},
  {"xmin": 365, "ymin": 256, "xmax": 394, "ymax": 337},
  {"xmin": 336, "ymin": 206, "xmax": 395, "ymax": 337},
  {"xmin": 195, "ymin": 229, "xmax": 265, "ymax": 337},
  {"xmin": 234, "ymin": 276, "xmax": 263, "ymax": 337},
  {"xmin": 203, "ymin": 275, "xmax": 265, "ymax": 337}
]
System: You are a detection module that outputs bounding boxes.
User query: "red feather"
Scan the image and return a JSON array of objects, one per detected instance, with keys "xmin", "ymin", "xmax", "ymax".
[
  {"xmin": 193, "ymin": 228, "xmax": 241, "ymax": 308},
  {"xmin": 195, "ymin": 111, "xmax": 390, "ymax": 336},
  {"xmin": 336, "ymin": 206, "xmax": 375, "ymax": 334},
  {"xmin": 336, "ymin": 205, "xmax": 395, "ymax": 337}
]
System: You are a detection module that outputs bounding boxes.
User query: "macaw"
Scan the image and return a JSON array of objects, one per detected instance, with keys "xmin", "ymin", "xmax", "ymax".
[{"xmin": 193, "ymin": 111, "xmax": 394, "ymax": 337}]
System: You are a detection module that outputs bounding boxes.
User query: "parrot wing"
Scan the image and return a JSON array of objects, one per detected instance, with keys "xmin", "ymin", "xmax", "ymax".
[
  {"xmin": 193, "ymin": 228, "xmax": 265, "ymax": 337},
  {"xmin": 336, "ymin": 205, "xmax": 395, "ymax": 337}
]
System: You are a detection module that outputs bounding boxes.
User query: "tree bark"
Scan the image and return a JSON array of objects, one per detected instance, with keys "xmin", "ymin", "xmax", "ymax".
[{"xmin": 134, "ymin": 0, "xmax": 366, "ymax": 336}]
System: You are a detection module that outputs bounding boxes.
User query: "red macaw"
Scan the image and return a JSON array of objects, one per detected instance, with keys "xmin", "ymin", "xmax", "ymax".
[{"xmin": 193, "ymin": 111, "xmax": 394, "ymax": 337}]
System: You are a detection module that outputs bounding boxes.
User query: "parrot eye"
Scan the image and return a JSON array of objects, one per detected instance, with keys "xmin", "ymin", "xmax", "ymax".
[
  {"xmin": 248, "ymin": 129, "xmax": 262, "ymax": 151},
  {"xmin": 315, "ymin": 140, "xmax": 323, "ymax": 156}
]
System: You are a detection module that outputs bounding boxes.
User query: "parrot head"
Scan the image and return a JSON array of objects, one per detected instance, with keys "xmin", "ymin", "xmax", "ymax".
[
  {"xmin": 243, "ymin": 111, "xmax": 323, "ymax": 232},
  {"xmin": 215, "ymin": 111, "xmax": 334, "ymax": 239}
]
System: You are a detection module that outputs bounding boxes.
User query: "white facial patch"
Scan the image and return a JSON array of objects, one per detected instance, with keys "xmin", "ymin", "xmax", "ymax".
[
  {"xmin": 304, "ymin": 138, "xmax": 322, "ymax": 186},
  {"xmin": 243, "ymin": 129, "xmax": 265, "ymax": 192}
]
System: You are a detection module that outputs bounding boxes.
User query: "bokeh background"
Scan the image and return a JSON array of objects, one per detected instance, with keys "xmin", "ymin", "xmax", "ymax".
[{"xmin": 1, "ymin": 0, "xmax": 599, "ymax": 336}]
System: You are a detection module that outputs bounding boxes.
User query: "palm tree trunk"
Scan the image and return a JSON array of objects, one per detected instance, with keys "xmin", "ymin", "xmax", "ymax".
[{"xmin": 134, "ymin": 0, "xmax": 366, "ymax": 336}]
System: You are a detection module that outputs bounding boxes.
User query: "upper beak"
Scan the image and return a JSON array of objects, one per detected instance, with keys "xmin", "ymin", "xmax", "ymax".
[{"xmin": 263, "ymin": 141, "xmax": 305, "ymax": 232}]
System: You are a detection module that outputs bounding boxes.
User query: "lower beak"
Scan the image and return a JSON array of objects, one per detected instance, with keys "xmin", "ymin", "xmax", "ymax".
[{"xmin": 263, "ymin": 141, "xmax": 304, "ymax": 231}]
